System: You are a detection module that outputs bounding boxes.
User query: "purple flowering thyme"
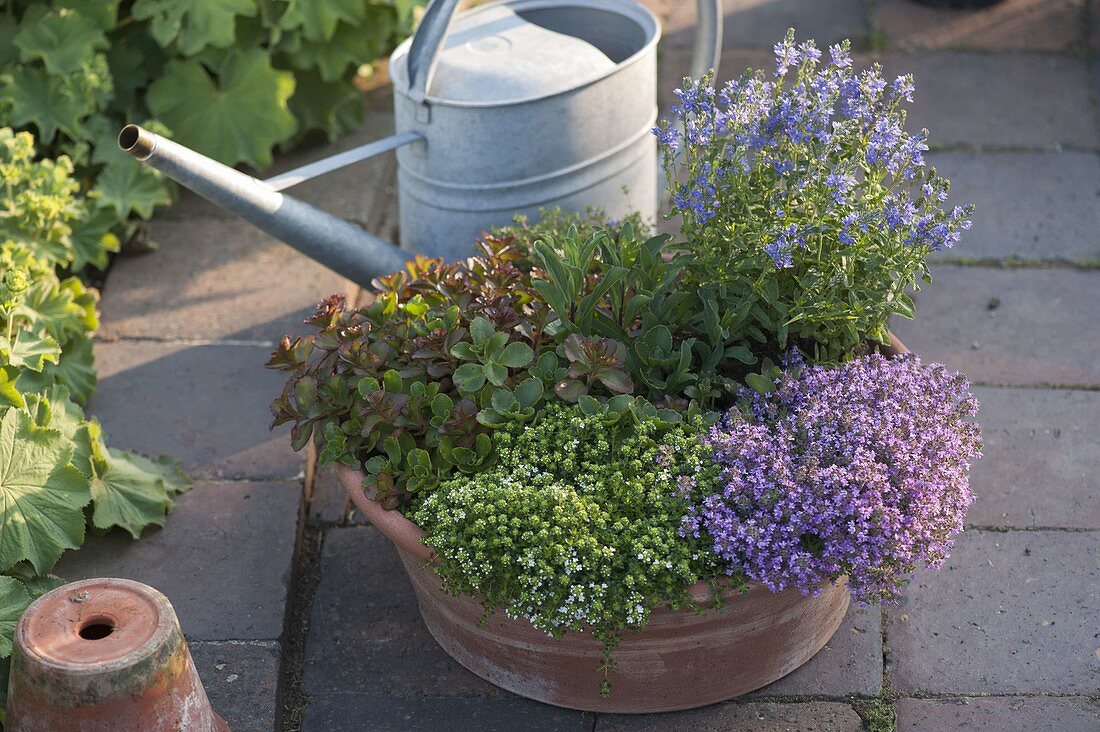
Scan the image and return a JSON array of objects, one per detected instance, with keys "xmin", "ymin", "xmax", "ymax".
[
  {"xmin": 682, "ymin": 354, "xmax": 982, "ymax": 603},
  {"xmin": 653, "ymin": 30, "xmax": 974, "ymax": 362}
]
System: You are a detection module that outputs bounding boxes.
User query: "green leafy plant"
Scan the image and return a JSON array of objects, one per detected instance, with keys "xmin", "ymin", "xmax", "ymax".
[
  {"xmin": 412, "ymin": 400, "xmax": 737, "ymax": 694},
  {"xmin": 0, "ymin": 129, "xmax": 189, "ymax": 702},
  {"xmin": 0, "ymin": 0, "xmax": 424, "ymax": 250},
  {"xmin": 269, "ymin": 212, "xmax": 751, "ymax": 510}
]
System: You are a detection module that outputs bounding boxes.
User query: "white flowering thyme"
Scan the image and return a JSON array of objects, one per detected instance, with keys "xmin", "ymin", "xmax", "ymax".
[{"xmin": 411, "ymin": 400, "xmax": 736, "ymax": 695}]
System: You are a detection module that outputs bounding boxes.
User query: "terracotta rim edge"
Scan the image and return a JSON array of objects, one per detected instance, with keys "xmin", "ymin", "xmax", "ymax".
[{"xmin": 16, "ymin": 578, "xmax": 177, "ymax": 675}]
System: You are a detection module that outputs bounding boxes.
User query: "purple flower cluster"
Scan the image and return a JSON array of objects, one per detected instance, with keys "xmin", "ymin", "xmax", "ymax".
[
  {"xmin": 681, "ymin": 354, "xmax": 982, "ymax": 603},
  {"xmin": 655, "ymin": 31, "xmax": 973, "ymax": 269}
]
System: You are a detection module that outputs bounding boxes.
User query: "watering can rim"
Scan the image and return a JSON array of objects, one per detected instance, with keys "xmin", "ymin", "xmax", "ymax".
[{"xmin": 391, "ymin": 0, "xmax": 661, "ymax": 110}]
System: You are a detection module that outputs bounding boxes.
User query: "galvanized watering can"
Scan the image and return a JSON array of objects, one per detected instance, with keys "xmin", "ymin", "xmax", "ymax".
[{"xmin": 120, "ymin": 0, "xmax": 722, "ymax": 286}]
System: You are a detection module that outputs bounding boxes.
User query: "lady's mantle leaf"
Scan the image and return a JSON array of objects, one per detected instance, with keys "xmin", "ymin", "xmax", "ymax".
[
  {"xmin": 146, "ymin": 50, "xmax": 297, "ymax": 168},
  {"xmin": 118, "ymin": 451, "xmax": 191, "ymax": 496},
  {"xmin": 14, "ymin": 9, "xmax": 109, "ymax": 76},
  {"xmin": 1, "ymin": 68, "xmax": 87, "ymax": 143},
  {"xmin": 277, "ymin": 0, "xmax": 366, "ymax": 42},
  {"xmin": 0, "ymin": 331, "xmax": 61, "ymax": 372},
  {"xmin": 93, "ymin": 160, "xmax": 173, "ymax": 220},
  {"xmin": 0, "ymin": 576, "xmax": 31, "ymax": 659},
  {"xmin": 90, "ymin": 449, "xmax": 174, "ymax": 540},
  {"xmin": 45, "ymin": 335, "xmax": 97, "ymax": 405},
  {"xmin": 69, "ymin": 205, "xmax": 122, "ymax": 272},
  {"xmin": 132, "ymin": 0, "xmax": 258, "ymax": 56},
  {"xmin": 0, "ymin": 409, "xmax": 91, "ymax": 574},
  {"xmin": 72, "ymin": 420, "xmax": 185, "ymax": 538}
]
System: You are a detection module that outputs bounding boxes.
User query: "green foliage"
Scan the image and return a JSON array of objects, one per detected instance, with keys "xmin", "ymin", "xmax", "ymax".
[
  {"xmin": 146, "ymin": 50, "xmax": 297, "ymax": 169},
  {"xmin": 0, "ymin": 0, "xmax": 424, "ymax": 249},
  {"xmin": 270, "ymin": 211, "xmax": 756, "ymax": 511},
  {"xmin": 267, "ymin": 235, "xmax": 555, "ymax": 510},
  {"xmin": 412, "ymin": 400, "xmax": 739, "ymax": 693},
  {"xmin": 852, "ymin": 698, "xmax": 897, "ymax": 732},
  {"xmin": 0, "ymin": 129, "xmax": 190, "ymax": 687},
  {"xmin": 0, "ymin": 407, "xmax": 90, "ymax": 574}
]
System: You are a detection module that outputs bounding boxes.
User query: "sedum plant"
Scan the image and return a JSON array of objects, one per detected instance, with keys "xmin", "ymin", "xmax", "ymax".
[
  {"xmin": 412, "ymin": 399, "xmax": 733, "ymax": 694},
  {"xmin": 655, "ymin": 30, "xmax": 973, "ymax": 362},
  {"xmin": 270, "ymin": 215, "xmax": 763, "ymax": 510}
]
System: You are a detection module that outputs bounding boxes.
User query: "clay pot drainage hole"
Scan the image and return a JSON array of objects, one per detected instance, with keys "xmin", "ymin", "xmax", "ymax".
[{"xmin": 77, "ymin": 616, "xmax": 115, "ymax": 641}]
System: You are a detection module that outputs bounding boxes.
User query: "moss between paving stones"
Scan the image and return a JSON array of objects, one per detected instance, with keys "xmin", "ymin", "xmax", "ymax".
[{"xmin": 853, "ymin": 697, "xmax": 897, "ymax": 732}]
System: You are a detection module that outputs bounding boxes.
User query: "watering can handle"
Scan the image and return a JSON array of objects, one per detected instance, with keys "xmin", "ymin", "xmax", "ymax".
[
  {"xmin": 406, "ymin": 0, "xmax": 461, "ymax": 105},
  {"xmin": 689, "ymin": 0, "xmax": 723, "ymax": 81},
  {"xmin": 405, "ymin": 0, "xmax": 724, "ymax": 104}
]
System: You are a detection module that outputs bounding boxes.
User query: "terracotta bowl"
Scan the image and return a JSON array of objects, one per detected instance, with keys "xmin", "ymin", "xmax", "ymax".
[
  {"xmin": 337, "ymin": 467, "xmax": 849, "ymax": 714},
  {"xmin": 334, "ymin": 335, "xmax": 908, "ymax": 713}
]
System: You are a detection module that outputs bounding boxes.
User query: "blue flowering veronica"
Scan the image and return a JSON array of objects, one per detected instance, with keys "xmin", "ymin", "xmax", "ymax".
[{"xmin": 654, "ymin": 29, "xmax": 974, "ymax": 361}]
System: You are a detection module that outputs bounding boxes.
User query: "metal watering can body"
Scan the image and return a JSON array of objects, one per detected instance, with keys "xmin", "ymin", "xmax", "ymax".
[{"xmin": 121, "ymin": 0, "xmax": 722, "ymax": 285}]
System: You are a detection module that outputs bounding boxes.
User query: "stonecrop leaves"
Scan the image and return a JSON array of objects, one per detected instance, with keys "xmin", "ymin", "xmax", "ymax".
[{"xmin": 270, "ymin": 212, "xmax": 760, "ymax": 509}]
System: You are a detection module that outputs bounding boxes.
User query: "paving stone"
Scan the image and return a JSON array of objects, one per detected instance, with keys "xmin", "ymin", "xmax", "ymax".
[
  {"xmin": 1093, "ymin": 0, "xmax": 1100, "ymax": 49},
  {"xmin": 55, "ymin": 480, "xmax": 300, "ymax": 641},
  {"xmin": 885, "ymin": 530, "xmax": 1100, "ymax": 694},
  {"xmin": 870, "ymin": 0, "xmax": 1086, "ymax": 52},
  {"xmin": 752, "ymin": 603, "xmax": 882, "ymax": 697},
  {"xmin": 927, "ymin": 151, "xmax": 1100, "ymax": 262},
  {"xmin": 303, "ymin": 525, "xmax": 497, "ymax": 697},
  {"xmin": 303, "ymin": 694, "xmax": 591, "ymax": 731},
  {"xmin": 101, "ymin": 218, "xmax": 356, "ymax": 343},
  {"xmin": 191, "ymin": 641, "xmax": 281, "ymax": 732},
  {"xmin": 896, "ymin": 696, "xmax": 1100, "ymax": 732},
  {"xmin": 968, "ymin": 387, "xmax": 1100, "ymax": 529},
  {"xmin": 161, "ymin": 110, "xmax": 398, "ymax": 226},
  {"xmin": 597, "ymin": 701, "xmax": 864, "ymax": 731},
  {"xmin": 889, "ymin": 266, "xmax": 1100, "ymax": 387},
  {"xmin": 91, "ymin": 341, "xmax": 304, "ymax": 480},
  {"xmin": 880, "ymin": 52, "xmax": 1096, "ymax": 150},
  {"xmin": 308, "ymin": 464, "xmax": 367, "ymax": 525},
  {"xmin": 645, "ymin": 0, "xmax": 868, "ymax": 50}
]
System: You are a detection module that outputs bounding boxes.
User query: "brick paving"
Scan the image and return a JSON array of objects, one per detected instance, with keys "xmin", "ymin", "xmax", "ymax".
[{"xmin": 68, "ymin": 1, "xmax": 1100, "ymax": 730}]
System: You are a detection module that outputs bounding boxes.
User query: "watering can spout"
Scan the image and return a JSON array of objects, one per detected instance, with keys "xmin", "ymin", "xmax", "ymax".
[{"xmin": 118, "ymin": 124, "xmax": 418, "ymax": 287}]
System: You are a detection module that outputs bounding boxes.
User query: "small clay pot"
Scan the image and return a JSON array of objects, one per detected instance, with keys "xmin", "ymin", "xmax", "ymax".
[
  {"xmin": 336, "ymin": 335, "xmax": 909, "ymax": 713},
  {"xmin": 6, "ymin": 578, "xmax": 228, "ymax": 732}
]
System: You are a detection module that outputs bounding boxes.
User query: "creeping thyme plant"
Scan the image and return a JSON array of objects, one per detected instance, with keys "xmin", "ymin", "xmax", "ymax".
[
  {"xmin": 272, "ymin": 33, "xmax": 981, "ymax": 694},
  {"xmin": 685, "ymin": 353, "xmax": 981, "ymax": 603},
  {"xmin": 655, "ymin": 30, "xmax": 973, "ymax": 362}
]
